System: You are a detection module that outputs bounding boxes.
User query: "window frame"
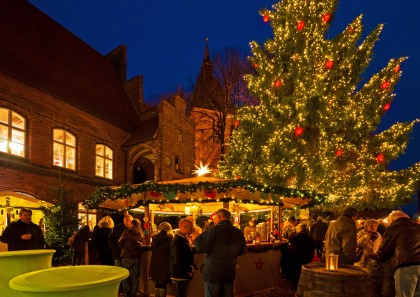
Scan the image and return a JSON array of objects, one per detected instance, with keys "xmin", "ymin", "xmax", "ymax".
[
  {"xmin": 95, "ymin": 143, "xmax": 113, "ymax": 179},
  {"xmin": 52, "ymin": 128, "xmax": 76, "ymax": 171},
  {"xmin": 0, "ymin": 107, "xmax": 26, "ymax": 158}
]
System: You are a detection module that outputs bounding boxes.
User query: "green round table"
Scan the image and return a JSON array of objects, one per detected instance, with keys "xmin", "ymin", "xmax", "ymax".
[
  {"xmin": 0, "ymin": 249, "xmax": 55, "ymax": 297},
  {"xmin": 9, "ymin": 265, "xmax": 129, "ymax": 297}
]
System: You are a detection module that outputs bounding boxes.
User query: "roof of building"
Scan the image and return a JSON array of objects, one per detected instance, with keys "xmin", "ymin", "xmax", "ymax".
[
  {"xmin": 0, "ymin": 0, "xmax": 140, "ymax": 132},
  {"xmin": 123, "ymin": 111, "xmax": 159, "ymax": 147}
]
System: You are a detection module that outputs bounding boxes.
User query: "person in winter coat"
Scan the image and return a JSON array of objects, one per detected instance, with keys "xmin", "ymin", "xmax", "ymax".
[
  {"xmin": 194, "ymin": 208, "xmax": 246, "ymax": 297},
  {"xmin": 71, "ymin": 225, "xmax": 91, "ymax": 265},
  {"xmin": 0, "ymin": 208, "xmax": 45, "ymax": 251},
  {"xmin": 92, "ymin": 216, "xmax": 114, "ymax": 265},
  {"xmin": 355, "ymin": 219, "xmax": 382, "ymax": 268},
  {"xmin": 170, "ymin": 218, "xmax": 194, "ymax": 297},
  {"xmin": 324, "ymin": 207, "xmax": 358, "ymax": 264},
  {"xmin": 310, "ymin": 216, "xmax": 328, "ymax": 260},
  {"xmin": 149, "ymin": 222, "xmax": 174, "ymax": 297},
  {"xmin": 288, "ymin": 224, "xmax": 315, "ymax": 289},
  {"xmin": 108, "ymin": 214, "xmax": 133, "ymax": 266},
  {"xmin": 377, "ymin": 211, "xmax": 420, "ymax": 297},
  {"xmin": 119, "ymin": 218, "xmax": 144, "ymax": 297}
]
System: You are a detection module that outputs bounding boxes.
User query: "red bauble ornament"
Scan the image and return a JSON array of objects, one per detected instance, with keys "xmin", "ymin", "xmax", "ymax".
[
  {"xmin": 297, "ymin": 21, "xmax": 305, "ymax": 31},
  {"xmin": 204, "ymin": 189, "xmax": 217, "ymax": 199},
  {"xmin": 294, "ymin": 126, "xmax": 304, "ymax": 137},
  {"xmin": 376, "ymin": 153, "xmax": 385, "ymax": 163},
  {"xmin": 383, "ymin": 103, "xmax": 391, "ymax": 111},
  {"xmin": 236, "ymin": 175, "xmax": 241, "ymax": 180},
  {"xmin": 335, "ymin": 149, "xmax": 343, "ymax": 157},
  {"xmin": 348, "ymin": 26, "xmax": 354, "ymax": 33},
  {"xmin": 254, "ymin": 63, "xmax": 259, "ymax": 69},
  {"xmin": 325, "ymin": 60, "xmax": 334, "ymax": 70},
  {"xmin": 263, "ymin": 15, "xmax": 269, "ymax": 23},
  {"xmin": 322, "ymin": 13, "xmax": 331, "ymax": 23},
  {"xmin": 381, "ymin": 81, "xmax": 391, "ymax": 90},
  {"xmin": 274, "ymin": 80, "xmax": 283, "ymax": 88},
  {"xmin": 233, "ymin": 119, "xmax": 239, "ymax": 128},
  {"xmin": 394, "ymin": 65, "xmax": 401, "ymax": 72}
]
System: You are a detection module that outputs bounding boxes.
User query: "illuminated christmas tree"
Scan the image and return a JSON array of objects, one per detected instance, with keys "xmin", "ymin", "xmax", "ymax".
[{"xmin": 219, "ymin": 0, "xmax": 419, "ymax": 209}]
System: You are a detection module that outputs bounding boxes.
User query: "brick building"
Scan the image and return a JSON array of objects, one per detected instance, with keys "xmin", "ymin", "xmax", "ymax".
[{"xmin": 0, "ymin": 0, "xmax": 194, "ymax": 230}]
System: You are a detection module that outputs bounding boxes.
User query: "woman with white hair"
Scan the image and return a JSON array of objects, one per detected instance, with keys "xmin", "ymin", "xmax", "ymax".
[
  {"xmin": 355, "ymin": 219, "xmax": 382, "ymax": 268},
  {"xmin": 149, "ymin": 222, "xmax": 174, "ymax": 297}
]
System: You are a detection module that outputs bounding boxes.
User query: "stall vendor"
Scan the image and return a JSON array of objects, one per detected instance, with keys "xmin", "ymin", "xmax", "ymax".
[{"xmin": 243, "ymin": 218, "xmax": 257, "ymax": 239}]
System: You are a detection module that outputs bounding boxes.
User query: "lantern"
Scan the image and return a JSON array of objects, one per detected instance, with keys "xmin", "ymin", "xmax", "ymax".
[{"xmin": 325, "ymin": 254, "xmax": 339, "ymax": 271}]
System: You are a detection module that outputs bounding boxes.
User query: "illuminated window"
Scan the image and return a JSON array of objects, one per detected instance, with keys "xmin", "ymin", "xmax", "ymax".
[
  {"xmin": 0, "ymin": 108, "xmax": 26, "ymax": 157},
  {"xmin": 95, "ymin": 144, "xmax": 113, "ymax": 179},
  {"xmin": 53, "ymin": 129, "xmax": 76, "ymax": 170},
  {"xmin": 78, "ymin": 203, "xmax": 96, "ymax": 231}
]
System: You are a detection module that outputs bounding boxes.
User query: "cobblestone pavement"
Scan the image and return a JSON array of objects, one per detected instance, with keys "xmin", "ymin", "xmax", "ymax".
[
  {"xmin": 134, "ymin": 276, "xmax": 296, "ymax": 297},
  {"xmin": 247, "ymin": 276, "xmax": 296, "ymax": 297}
]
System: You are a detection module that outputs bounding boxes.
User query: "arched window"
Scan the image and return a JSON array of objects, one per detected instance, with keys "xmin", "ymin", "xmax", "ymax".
[
  {"xmin": 53, "ymin": 129, "xmax": 76, "ymax": 170},
  {"xmin": 95, "ymin": 144, "xmax": 113, "ymax": 179},
  {"xmin": 0, "ymin": 108, "xmax": 26, "ymax": 157}
]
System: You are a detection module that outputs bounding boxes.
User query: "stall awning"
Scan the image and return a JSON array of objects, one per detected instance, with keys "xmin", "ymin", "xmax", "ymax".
[{"xmin": 84, "ymin": 176, "xmax": 326, "ymax": 210}]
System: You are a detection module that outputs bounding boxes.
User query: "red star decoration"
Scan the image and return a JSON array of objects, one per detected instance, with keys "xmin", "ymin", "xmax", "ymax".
[{"xmin": 255, "ymin": 258, "xmax": 264, "ymax": 271}]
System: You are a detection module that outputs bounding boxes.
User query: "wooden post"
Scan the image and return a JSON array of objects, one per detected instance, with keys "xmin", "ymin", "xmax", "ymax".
[
  {"xmin": 270, "ymin": 206, "xmax": 274, "ymax": 232},
  {"xmin": 278, "ymin": 205, "xmax": 282, "ymax": 241},
  {"xmin": 145, "ymin": 204, "xmax": 150, "ymax": 245}
]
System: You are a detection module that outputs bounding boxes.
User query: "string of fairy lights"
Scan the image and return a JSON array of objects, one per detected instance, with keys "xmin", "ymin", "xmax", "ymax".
[
  {"xmin": 82, "ymin": 179, "xmax": 328, "ymax": 210},
  {"xmin": 218, "ymin": 0, "xmax": 419, "ymax": 209}
]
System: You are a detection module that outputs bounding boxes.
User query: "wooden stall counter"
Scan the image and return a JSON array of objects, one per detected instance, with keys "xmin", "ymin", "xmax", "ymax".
[{"xmin": 139, "ymin": 242, "xmax": 282, "ymax": 297}]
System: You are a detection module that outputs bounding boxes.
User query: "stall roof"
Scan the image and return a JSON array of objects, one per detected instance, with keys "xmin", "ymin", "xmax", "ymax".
[{"xmin": 86, "ymin": 176, "xmax": 325, "ymax": 210}]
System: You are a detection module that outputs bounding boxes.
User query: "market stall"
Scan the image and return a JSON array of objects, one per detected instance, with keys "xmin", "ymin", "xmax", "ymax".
[{"xmin": 84, "ymin": 175, "xmax": 326, "ymax": 296}]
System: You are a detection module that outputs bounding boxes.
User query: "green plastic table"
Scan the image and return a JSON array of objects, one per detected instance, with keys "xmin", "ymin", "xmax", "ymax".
[
  {"xmin": 9, "ymin": 265, "xmax": 129, "ymax": 297},
  {"xmin": 0, "ymin": 249, "xmax": 55, "ymax": 297}
]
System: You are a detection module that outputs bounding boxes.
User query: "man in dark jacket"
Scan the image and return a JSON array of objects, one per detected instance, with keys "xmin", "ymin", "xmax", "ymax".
[
  {"xmin": 324, "ymin": 207, "xmax": 358, "ymax": 264},
  {"xmin": 310, "ymin": 216, "xmax": 329, "ymax": 260},
  {"xmin": 0, "ymin": 208, "xmax": 45, "ymax": 251},
  {"xmin": 377, "ymin": 210, "xmax": 420, "ymax": 297},
  {"xmin": 108, "ymin": 214, "xmax": 133, "ymax": 266},
  {"xmin": 194, "ymin": 208, "xmax": 246, "ymax": 297},
  {"xmin": 170, "ymin": 218, "xmax": 194, "ymax": 297}
]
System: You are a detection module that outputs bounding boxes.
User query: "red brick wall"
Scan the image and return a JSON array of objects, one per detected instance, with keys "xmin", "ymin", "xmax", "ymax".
[{"xmin": 0, "ymin": 73, "xmax": 130, "ymax": 203}]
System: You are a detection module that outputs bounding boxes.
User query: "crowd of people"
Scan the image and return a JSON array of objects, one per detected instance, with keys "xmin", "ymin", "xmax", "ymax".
[
  {"xmin": 279, "ymin": 207, "xmax": 420, "ymax": 297},
  {"xmin": 1, "ymin": 206, "xmax": 419, "ymax": 297}
]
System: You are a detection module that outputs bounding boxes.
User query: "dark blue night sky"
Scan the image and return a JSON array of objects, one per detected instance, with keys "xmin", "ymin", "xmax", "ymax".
[{"xmin": 29, "ymin": 0, "xmax": 419, "ymax": 214}]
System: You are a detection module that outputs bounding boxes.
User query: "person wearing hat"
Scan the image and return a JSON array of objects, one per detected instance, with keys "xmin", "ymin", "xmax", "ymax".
[
  {"xmin": 324, "ymin": 207, "xmax": 358, "ymax": 264},
  {"xmin": 377, "ymin": 211, "xmax": 420, "ymax": 297},
  {"xmin": 149, "ymin": 222, "xmax": 174, "ymax": 297}
]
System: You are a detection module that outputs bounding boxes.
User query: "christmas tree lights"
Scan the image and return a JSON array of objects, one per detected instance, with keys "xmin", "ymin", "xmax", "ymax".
[{"xmin": 218, "ymin": 0, "xmax": 419, "ymax": 209}]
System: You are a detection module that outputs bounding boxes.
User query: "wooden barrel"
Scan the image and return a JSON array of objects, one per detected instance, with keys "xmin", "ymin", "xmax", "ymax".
[{"xmin": 296, "ymin": 263, "xmax": 373, "ymax": 297}]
